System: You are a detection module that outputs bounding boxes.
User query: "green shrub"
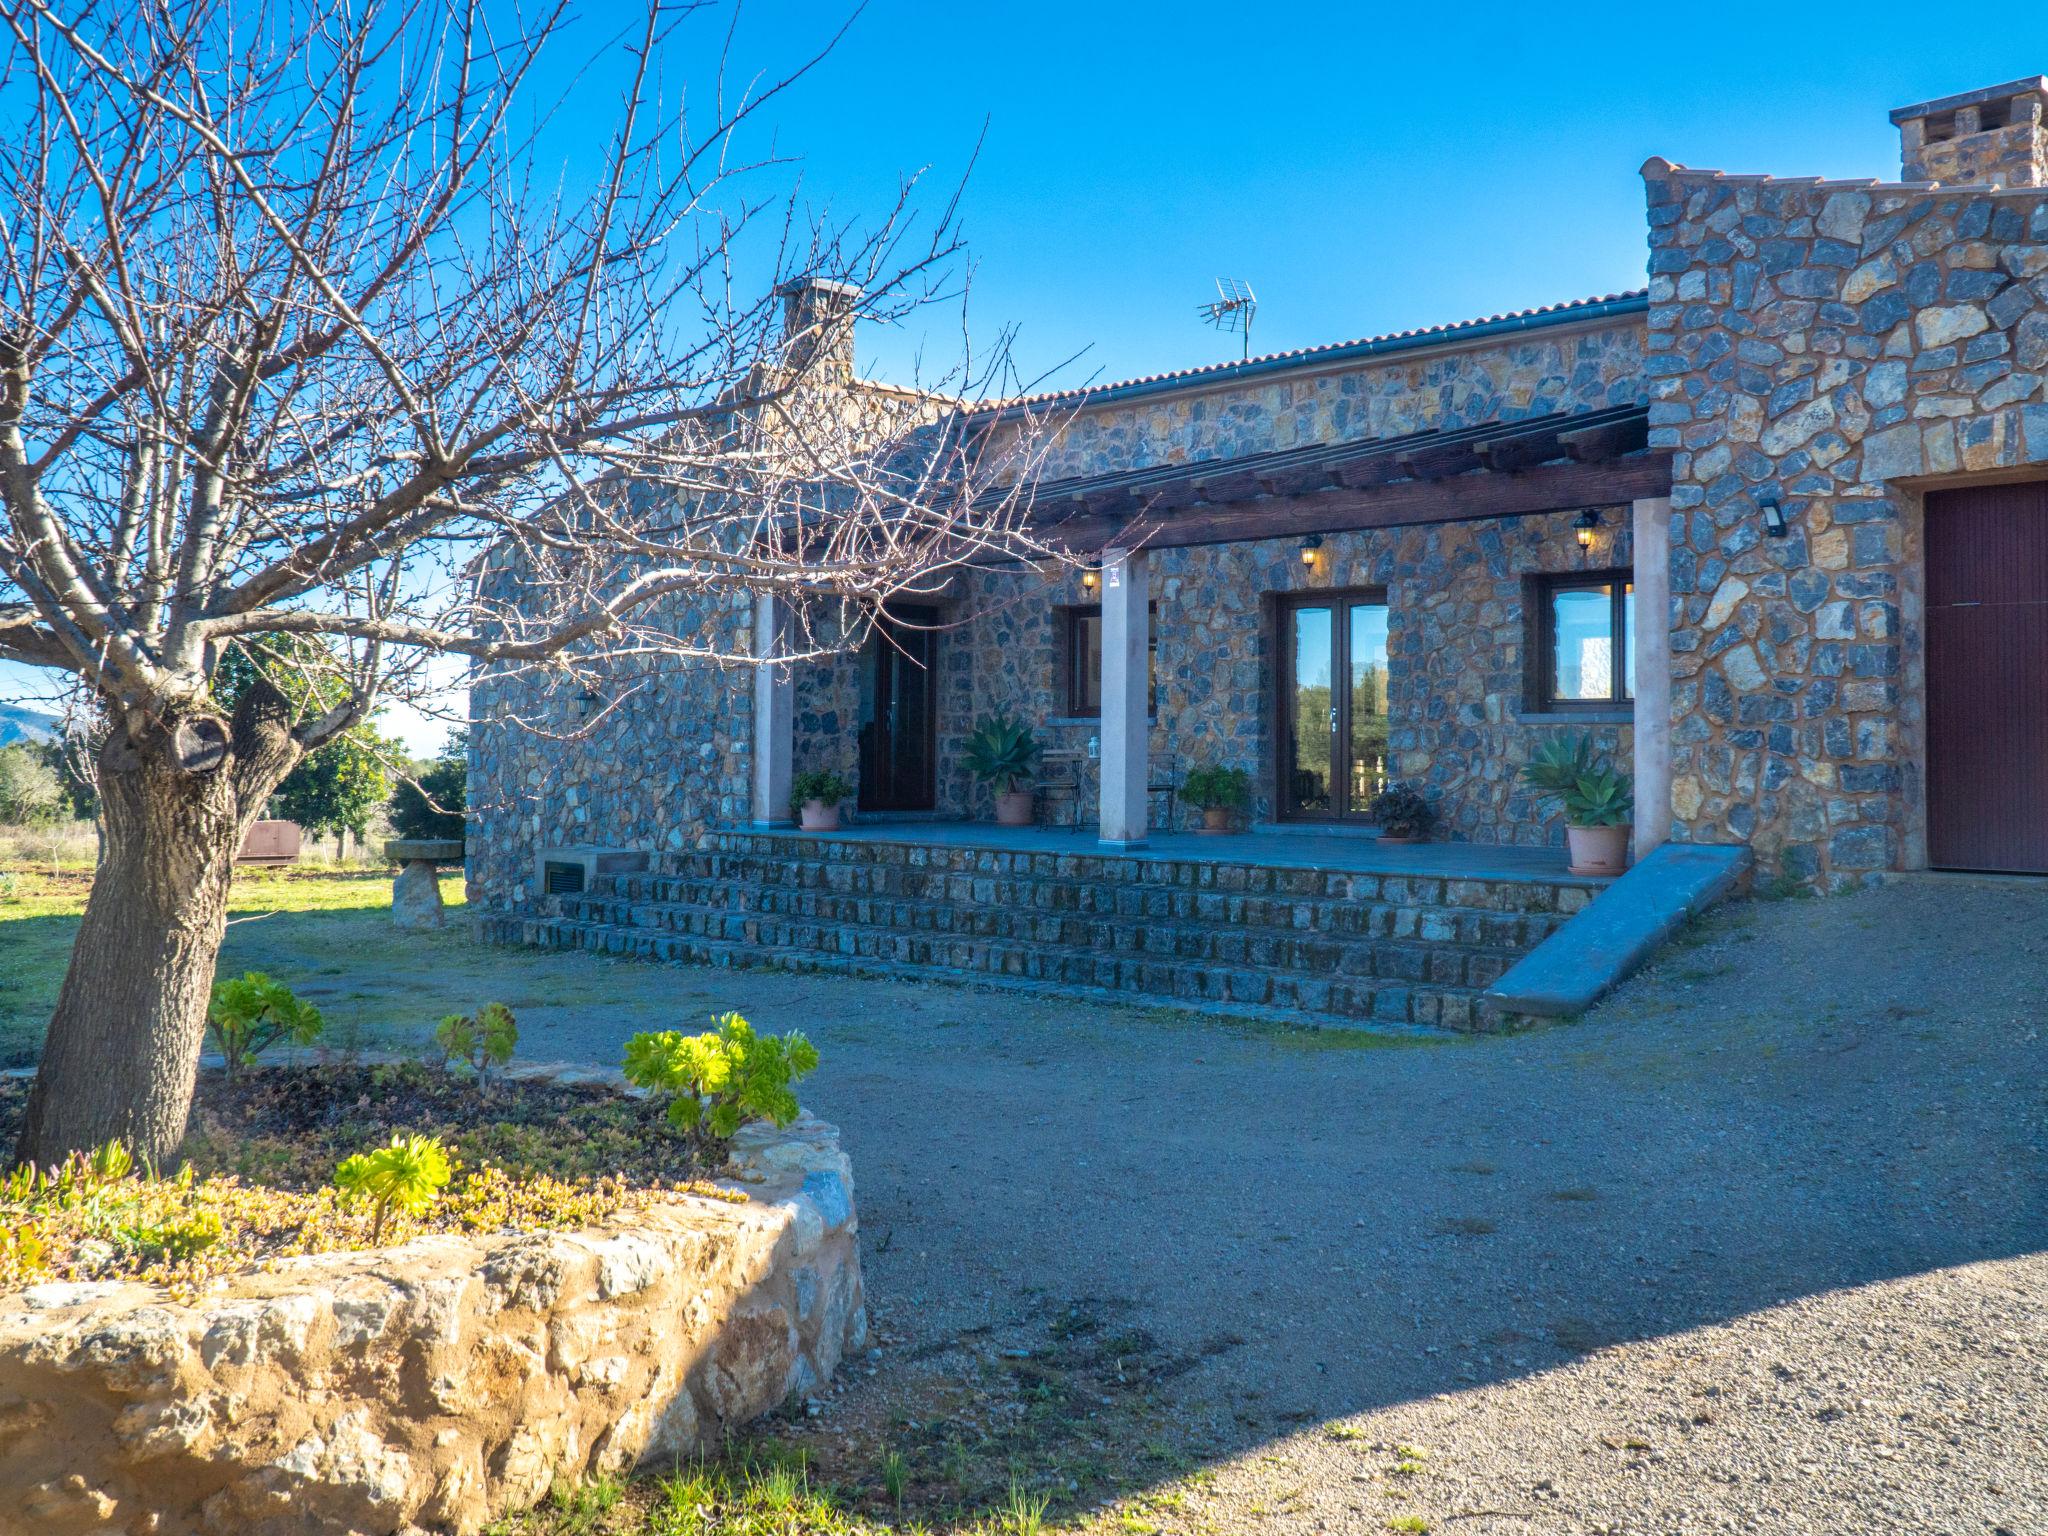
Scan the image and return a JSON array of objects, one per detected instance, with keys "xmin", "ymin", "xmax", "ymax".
[
  {"xmin": 434, "ymin": 1002, "xmax": 518, "ymax": 1082},
  {"xmin": 1181, "ymin": 764, "xmax": 1251, "ymax": 812},
  {"xmin": 621, "ymin": 1013, "xmax": 819, "ymax": 1157},
  {"xmin": 1521, "ymin": 735, "xmax": 1633, "ymax": 827},
  {"xmin": 961, "ymin": 712, "xmax": 1041, "ymax": 792},
  {"xmin": 206, "ymin": 972, "xmax": 324, "ymax": 1079},
  {"xmin": 334, "ymin": 1133, "xmax": 453, "ymax": 1242},
  {"xmin": 789, "ymin": 769, "xmax": 854, "ymax": 818},
  {"xmin": 389, "ymin": 737, "xmax": 467, "ymax": 842}
]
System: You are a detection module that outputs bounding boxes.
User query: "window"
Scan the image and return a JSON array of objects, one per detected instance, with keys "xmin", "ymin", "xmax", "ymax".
[
  {"xmin": 1061, "ymin": 605, "xmax": 1158, "ymax": 717},
  {"xmin": 1533, "ymin": 572, "xmax": 1633, "ymax": 709}
]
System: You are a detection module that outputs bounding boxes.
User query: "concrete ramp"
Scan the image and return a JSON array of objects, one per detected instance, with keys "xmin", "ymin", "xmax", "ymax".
[{"xmin": 1485, "ymin": 843, "xmax": 1752, "ymax": 1018}]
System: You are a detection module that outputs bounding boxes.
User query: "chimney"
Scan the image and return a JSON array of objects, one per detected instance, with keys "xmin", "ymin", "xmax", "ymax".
[
  {"xmin": 1891, "ymin": 77, "xmax": 2048, "ymax": 187},
  {"xmin": 775, "ymin": 275, "xmax": 862, "ymax": 383}
]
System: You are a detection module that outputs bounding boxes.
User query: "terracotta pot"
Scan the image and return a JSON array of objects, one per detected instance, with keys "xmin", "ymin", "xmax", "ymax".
[
  {"xmin": 799, "ymin": 799, "xmax": 840, "ymax": 833},
  {"xmin": 1376, "ymin": 832, "xmax": 1421, "ymax": 845},
  {"xmin": 1197, "ymin": 805, "xmax": 1235, "ymax": 834},
  {"xmin": 994, "ymin": 789, "xmax": 1035, "ymax": 827},
  {"xmin": 1567, "ymin": 822, "xmax": 1631, "ymax": 876}
]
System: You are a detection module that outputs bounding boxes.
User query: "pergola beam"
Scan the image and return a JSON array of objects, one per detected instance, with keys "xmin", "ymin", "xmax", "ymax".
[{"xmin": 1042, "ymin": 452, "xmax": 1674, "ymax": 555}]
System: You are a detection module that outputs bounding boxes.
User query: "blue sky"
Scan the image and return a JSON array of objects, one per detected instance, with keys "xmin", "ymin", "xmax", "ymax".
[{"xmin": 6, "ymin": 1, "xmax": 2045, "ymax": 746}]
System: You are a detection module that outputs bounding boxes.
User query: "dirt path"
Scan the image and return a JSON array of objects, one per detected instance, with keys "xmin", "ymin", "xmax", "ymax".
[{"xmin": 417, "ymin": 874, "xmax": 2046, "ymax": 1534}]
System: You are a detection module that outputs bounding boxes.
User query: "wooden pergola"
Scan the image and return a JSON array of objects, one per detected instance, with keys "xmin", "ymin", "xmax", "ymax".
[{"xmin": 1021, "ymin": 404, "xmax": 1671, "ymax": 554}]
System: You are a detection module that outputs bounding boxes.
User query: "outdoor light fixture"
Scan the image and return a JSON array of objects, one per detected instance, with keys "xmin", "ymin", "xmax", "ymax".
[
  {"xmin": 1081, "ymin": 562, "xmax": 1100, "ymax": 592},
  {"xmin": 1300, "ymin": 534, "xmax": 1324, "ymax": 568},
  {"xmin": 1758, "ymin": 490, "xmax": 1789, "ymax": 538},
  {"xmin": 1574, "ymin": 508, "xmax": 1600, "ymax": 552}
]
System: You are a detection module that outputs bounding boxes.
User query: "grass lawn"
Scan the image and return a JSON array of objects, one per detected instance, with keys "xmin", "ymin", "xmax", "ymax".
[
  {"xmin": 0, "ymin": 866, "xmax": 471, "ymax": 1067},
  {"xmin": 0, "ymin": 863, "xmax": 830, "ymax": 1071}
]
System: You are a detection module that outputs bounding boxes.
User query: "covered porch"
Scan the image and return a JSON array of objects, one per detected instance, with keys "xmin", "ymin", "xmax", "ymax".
[{"xmin": 749, "ymin": 402, "xmax": 1675, "ymax": 857}]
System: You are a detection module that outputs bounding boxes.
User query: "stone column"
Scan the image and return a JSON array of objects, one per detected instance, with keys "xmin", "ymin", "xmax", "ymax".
[
  {"xmin": 1097, "ymin": 548, "xmax": 1150, "ymax": 847},
  {"xmin": 750, "ymin": 593, "xmax": 794, "ymax": 828},
  {"xmin": 1631, "ymin": 496, "xmax": 1674, "ymax": 858}
]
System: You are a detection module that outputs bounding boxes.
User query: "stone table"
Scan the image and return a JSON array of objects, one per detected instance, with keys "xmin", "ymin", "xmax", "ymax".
[{"xmin": 383, "ymin": 839, "xmax": 464, "ymax": 929}]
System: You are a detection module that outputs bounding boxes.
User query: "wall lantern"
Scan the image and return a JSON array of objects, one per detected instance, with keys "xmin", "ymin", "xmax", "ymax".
[
  {"xmin": 1080, "ymin": 562, "xmax": 1100, "ymax": 592},
  {"xmin": 1573, "ymin": 508, "xmax": 1600, "ymax": 552},
  {"xmin": 1299, "ymin": 533, "xmax": 1324, "ymax": 568},
  {"xmin": 1757, "ymin": 490, "xmax": 1789, "ymax": 539}
]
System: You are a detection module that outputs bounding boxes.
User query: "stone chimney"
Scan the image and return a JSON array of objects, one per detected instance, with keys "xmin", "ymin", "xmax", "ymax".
[
  {"xmin": 775, "ymin": 275, "xmax": 862, "ymax": 382},
  {"xmin": 1892, "ymin": 77, "xmax": 2048, "ymax": 187}
]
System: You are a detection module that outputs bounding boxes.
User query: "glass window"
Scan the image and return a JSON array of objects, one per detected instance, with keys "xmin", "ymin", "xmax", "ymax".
[
  {"xmin": 1538, "ymin": 573, "xmax": 1632, "ymax": 707},
  {"xmin": 1063, "ymin": 606, "xmax": 1157, "ymax": 717}
]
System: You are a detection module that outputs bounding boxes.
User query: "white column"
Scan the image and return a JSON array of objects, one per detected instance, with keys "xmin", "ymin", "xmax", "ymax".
[
  {"xmin": 1631, "ymin": 496, "xmax": 1674, "ymax": 858},
  {"xmin": 1097, "ymin": 547, "xmax": 1150, "ymax": 846},
  {"xmin": 750, "ymin": 593, "xmax": 794, "ymax": 828}
]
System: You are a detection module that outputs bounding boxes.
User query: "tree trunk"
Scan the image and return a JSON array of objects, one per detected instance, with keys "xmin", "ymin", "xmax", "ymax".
[{"xmin": 14, "ymin": 688, "xmax": 300, "ymax": 1169}]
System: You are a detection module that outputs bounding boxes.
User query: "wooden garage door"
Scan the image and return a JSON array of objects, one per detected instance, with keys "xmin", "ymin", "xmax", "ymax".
[{"xmin": 1925, "ymin": 480, "xmax": 2048, "ymax": 873}]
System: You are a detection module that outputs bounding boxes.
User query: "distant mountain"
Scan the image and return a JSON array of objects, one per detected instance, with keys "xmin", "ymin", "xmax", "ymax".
[{"xmin": 0, "ymin": 702, "xmax": 60, "ymax": 746}]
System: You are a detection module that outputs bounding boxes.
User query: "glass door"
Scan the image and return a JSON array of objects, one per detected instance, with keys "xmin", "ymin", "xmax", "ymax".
[
  {"xmin": 1279, "ymin": 590, "xmax": 1389, "ymax": 821},
  {"xmin": 857, "ymin": 606, "xmax": 938, "ymax": 811}
]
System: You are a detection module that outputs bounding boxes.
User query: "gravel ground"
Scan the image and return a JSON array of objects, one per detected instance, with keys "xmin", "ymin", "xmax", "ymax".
[{"xmin": 507, "ymin": 876, "xmax": 2047, "ymax": 1533}]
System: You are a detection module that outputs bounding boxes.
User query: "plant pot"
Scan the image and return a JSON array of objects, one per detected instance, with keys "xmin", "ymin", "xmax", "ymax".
[
  {"xmin": 1195, "ymin": 805, "xmax": 1237, "ymax": 835},
  {"xmin": 994, "ymin": 789, "xmax": 1035, "ymax": 828},
  {"xmin": 799, "ymin": 799, "xmax": 841, "ymax": 833},
  {"xmin": 1566, "ymin": 822, "xmax": 1631, "ymax": 876},
  {"xmin": 1376, "ymin": 832, "xmax": 1421, "ymax": 845}
]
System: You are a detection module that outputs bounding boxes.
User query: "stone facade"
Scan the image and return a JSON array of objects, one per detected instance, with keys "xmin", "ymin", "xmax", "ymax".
[
  {"xmin": 920, "ymin": 507, "xmax": 1636, "ymax": 845},
  {"xmin": 0, "ymin": 1115, "xmax": 862, "ymax": 1536},
  {"xmin": 1643, "ymin": 154, "xmax": 2048, "ymax": 886},
  {"xmin": 468, "ymin": 581, "xmax": 757, "ymax": 911},
  {"xmin": 472, "ymin": 315, "xmax": 1651, "ymax": 896}
]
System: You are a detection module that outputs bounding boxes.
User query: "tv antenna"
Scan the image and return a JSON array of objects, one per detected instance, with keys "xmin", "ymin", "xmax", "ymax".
[{"xmin": 1199, "ymin": 278, "xmax": 1258, "ymax": 361}]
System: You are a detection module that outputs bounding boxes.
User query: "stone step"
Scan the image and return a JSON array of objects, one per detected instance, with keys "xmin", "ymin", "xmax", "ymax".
[
  {"xmin": 558, "ymin": 887, "xmax": 1524, "ymax": 991},
  {"xmin": 668, "ymin": 841, "xmax": 1595, "ymax": 919},
  {"xmin": 607, "ymin": 870, "xmax": 1568, "ymax": 950},
  {"xmin": 477, "ymin": 910, "xmax": 1513, "ymax": 1033}
]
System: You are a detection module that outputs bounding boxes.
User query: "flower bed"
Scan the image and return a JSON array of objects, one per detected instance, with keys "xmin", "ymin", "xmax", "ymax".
[
  {"xmin": 0, "ymin": 1063, "xmax": 864, "ymax": 1536},
  {"xmin": 0, "ymin": 1065, "xmax": 734, "ymax": 1294}
]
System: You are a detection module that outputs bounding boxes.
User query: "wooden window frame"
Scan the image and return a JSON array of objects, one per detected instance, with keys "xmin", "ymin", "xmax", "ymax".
[
  {"xmin": 1529, "ymin": 569, "xmax": 1633, "ymax": 711},
  {"xmin": 1059, "ymin": 603, "xmax": 1158, "ymax": 719}
]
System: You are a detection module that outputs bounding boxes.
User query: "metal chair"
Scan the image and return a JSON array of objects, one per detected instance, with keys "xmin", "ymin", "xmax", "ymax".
[{"xmin": 1037, "ymin": 748, "xmax": 1088, "ymax": 831}]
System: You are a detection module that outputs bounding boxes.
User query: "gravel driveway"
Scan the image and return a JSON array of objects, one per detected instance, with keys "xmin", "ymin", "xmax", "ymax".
[{"xmin": 515, "ymin": 875, "xmax": 2048, "ymax": 1534}]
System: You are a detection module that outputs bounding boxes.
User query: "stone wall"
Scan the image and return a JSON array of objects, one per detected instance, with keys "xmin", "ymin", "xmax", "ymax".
[
  {"xmin": 0, "ymin": 1116, "xmax": 863, "ymax": 1536},
  {"xmin": 1642, "ymin": 157, "xmax": 2048, "ymax": 885},
  {"xmin": 467, "ymin": 577, "xmax": 756, "ymax": 911},
  {"xmin": 1024, "ymin": 315, "xmax": 1645, "ymax": 477}
]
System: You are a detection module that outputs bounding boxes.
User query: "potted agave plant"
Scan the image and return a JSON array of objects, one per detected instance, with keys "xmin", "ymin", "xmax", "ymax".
[
  {"xmin": 1365, "ymin": 781, "xmax": 1435, "ymax": 844},
  {"xmin": 962, "ymin": 712, "xmax": 1042, "ymax": 827},
  {"xmin": 789, "ymin": 769, "xmax": 853, "ymax": 833},
  {"xmin": 1521, "ymin": 735, "xmax": 1633, "ymax": 876},
  {"xmin": 1182, "ymin": 764, "xmax": 1252, "ymax": 834}
]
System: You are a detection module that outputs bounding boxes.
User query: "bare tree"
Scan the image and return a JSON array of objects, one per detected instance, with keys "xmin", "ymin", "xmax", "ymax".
[{"xmin": 0, "ymin": 0, "xmax": 1057, "ymax": 1166}]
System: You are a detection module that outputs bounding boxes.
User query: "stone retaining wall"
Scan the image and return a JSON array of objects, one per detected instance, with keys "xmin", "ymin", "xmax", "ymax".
[{"xmin": 0, "ymin": 1115, "xmax": 863, "ymax": 1536}]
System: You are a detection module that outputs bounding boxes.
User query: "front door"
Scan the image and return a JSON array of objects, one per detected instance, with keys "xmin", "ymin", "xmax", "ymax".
[
  {"xmin": 1278, "ymin": 590, "xmax": 1390, "ymax": 821},
  {"xmin": 857, "ymin": 606, "xmax": 938, "ymax": 812},
  {"xmin": 1926, "ymin": 480, "xmax": 2048, "ymax": 872}
]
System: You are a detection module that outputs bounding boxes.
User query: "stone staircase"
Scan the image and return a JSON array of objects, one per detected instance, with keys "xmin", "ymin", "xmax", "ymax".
[{"xmin": 478, "ymin": 830, "xmax": 1604, "ymax": 1033}]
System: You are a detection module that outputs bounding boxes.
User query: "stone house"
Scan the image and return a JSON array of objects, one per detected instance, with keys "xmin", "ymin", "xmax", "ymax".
[{"xmin": 469, "ymin": 79, "xmax": 2048, "ymax": 1024}]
